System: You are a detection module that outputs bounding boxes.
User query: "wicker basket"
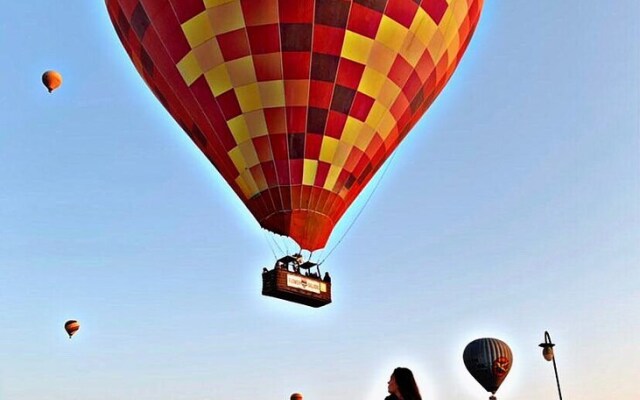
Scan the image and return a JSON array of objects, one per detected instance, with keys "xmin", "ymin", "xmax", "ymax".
[{"xmin": 262, "ymin": 268, "xmax": 332, "ymax": 308}]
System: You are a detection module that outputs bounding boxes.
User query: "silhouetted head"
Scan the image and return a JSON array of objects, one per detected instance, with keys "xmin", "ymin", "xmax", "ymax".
[
  {"xmin": 387, "ymin": 367, "xmax": 422, "ymax": 400},
  {"xmin": 290, "ymin": 392, "xmax": 303, "ymax": 400}
]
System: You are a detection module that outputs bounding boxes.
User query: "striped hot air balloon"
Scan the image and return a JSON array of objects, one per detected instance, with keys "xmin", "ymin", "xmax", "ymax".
[
  {"xmin": 463, "ymin": 338, "xmax": 513, "ymax": 399},
  {"xmin": 64, "ymin": 320, "xmax": 80, "ymax": 339},
  {"xmin": 104, "ymin": 0, "xmax": 483, "ymax": 251}
]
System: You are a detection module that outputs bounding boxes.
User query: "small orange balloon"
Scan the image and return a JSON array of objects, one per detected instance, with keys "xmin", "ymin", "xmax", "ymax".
[
  {"xmin": 64, "ymin": 320, "xmax": 80, "ymax": 338},
  {"xmin": 42, "ymin": 70, "xmax": 63, "ymax": 93}
]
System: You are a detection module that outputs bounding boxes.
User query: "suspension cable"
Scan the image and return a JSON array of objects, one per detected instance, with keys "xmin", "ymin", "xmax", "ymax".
[
  {"xmin": 318, "ymin": 151, "xmax": 397, "ymax": 265},
  {"xmin": 263, "ymin": 230, "xmax": 279, "ymax": 262}
]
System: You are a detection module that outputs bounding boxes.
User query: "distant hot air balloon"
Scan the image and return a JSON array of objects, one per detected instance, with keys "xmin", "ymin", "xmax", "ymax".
[
  {"xmin": 105, "ymin": 0, "xmax": 483, "ymax": 252},
  {"xmin": 463, "ymin": 338, "xmax": 513, "ymax": 400},
  {"xmin": 42, "ymin": 70, "xmax": 63, "ymax": 93},
  {"xmin": 64, "ymin": 320, "xmax": 80, "ymax": 339}
]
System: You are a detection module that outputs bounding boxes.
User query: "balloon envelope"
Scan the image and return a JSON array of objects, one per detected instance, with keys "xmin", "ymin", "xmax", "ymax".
[
  {"xmin": 105, "ymin": 0, "xmax": 483, "ymax": 250},
  {"xmin": 42, "ymin": 70, "xmax": 63, "ymax": 93},
  {"xmin": 64, "ymin": 320, "xmax": 80, "ymax": 338},
  {"xmin": 463, "ymin": 338, "xmax": 513, "ymax": 394}
]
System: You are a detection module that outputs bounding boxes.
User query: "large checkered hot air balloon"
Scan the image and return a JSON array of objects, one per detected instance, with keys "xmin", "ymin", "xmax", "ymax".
[{"xmin": 105, "ymin": 0, "xmax": 483, "ymax": 251}]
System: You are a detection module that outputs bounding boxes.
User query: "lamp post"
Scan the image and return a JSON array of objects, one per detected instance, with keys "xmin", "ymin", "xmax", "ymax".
[{"xmin": 539, "ymin": 331, "xmax": 563, "ymax": 400}]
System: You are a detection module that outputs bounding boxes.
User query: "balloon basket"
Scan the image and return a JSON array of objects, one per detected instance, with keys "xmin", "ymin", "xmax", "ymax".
[{"xmin": 262, "ymin": 267, "xmax": 332, "ymax": 308}]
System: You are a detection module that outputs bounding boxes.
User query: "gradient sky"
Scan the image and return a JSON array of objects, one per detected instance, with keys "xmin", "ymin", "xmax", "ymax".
[{"xmin": 1, "ymin": 1, "xmax": 639, "ymax": 399}]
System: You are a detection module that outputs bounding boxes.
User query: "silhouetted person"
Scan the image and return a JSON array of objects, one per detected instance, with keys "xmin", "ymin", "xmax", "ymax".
[
  {"xmin": 386, "ymin": 367, "xmax": 422, "ymax": 400},
  {"xmin": 290, "ymin": 393, "xmax": 303, "ymax": 400},
  {"xmin": 323, "ymin": 272, "xmax": 331, "ymax": 282}
]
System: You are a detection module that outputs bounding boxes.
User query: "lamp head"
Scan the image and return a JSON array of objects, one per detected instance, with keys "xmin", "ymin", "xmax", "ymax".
[
  {"xmin": 539, "ymin": 332, "xmax": 555, "ymax": 362},
  {"xmin": 541, "ymin": 345, "xmax": 554, "ymax": 361}
]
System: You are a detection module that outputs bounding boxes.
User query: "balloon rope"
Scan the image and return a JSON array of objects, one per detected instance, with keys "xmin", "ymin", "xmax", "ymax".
[
  {"xmin": 278, "ymin": 236, "xmax": 291, "ymax": 257},
  {"xmin": 263, "ymin": 230, "xmax": 278, "ymax": 262},
  {"xmin": 318, "ymin": 151, "xmax": 397, "ymax": 265},
  {"xmin": 284, "ymin": 238, "xmax": 290, "ymax": 256}
]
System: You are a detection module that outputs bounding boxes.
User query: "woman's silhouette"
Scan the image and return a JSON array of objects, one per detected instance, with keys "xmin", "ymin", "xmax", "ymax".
[{"xmin": 385, "ymin": 367, "xmax": 422, "ymax": 400}]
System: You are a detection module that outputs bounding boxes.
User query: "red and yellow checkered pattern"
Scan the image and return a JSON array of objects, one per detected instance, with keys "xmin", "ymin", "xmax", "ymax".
[{"xmin": 106, "ymin": 0, "xmax": 483, "ymax": 250}]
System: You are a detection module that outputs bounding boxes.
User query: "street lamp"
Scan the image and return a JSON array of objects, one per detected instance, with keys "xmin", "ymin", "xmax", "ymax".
[{"xmin": 539, "ymin": 331, "xmax": 563, "ymax": 400}]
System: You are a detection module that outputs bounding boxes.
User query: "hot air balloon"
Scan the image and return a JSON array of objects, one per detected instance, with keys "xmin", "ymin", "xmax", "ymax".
[
  {"xmin": 105, "ymin": 0, "xmax": 483, "ymax": 305},
  {"xmin": 42, "ymin": 70, "xmax": 63, "ymax": 93},
  {"xmin": 463, "ymin": 338, "xmax": 513, "ymax": 400},
  {"xmin": 64, "ymin": 320, "xmax": 80, "ymax": 338}
]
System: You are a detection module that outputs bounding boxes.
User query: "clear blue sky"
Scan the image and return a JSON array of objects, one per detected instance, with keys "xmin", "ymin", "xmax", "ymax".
[{"xmin": 1, "ymin": 1, "xmax": 638, "ymax": 399}]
